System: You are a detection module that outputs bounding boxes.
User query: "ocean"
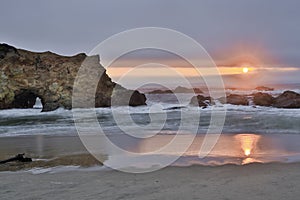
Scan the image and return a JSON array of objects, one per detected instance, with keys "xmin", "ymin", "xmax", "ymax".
[{"xmin": 0, "ymin": 88, "xmax": 300, "ymax": 172}]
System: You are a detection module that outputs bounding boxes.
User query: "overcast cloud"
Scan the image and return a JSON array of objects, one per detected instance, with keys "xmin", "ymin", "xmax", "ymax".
[{"xmin": 1, "ymin": 0, "xmax": 300, "ymax": 68}]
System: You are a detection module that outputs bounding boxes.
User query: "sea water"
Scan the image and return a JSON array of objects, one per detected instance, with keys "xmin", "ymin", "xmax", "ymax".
[{"xmin": 0, "ymin": 88, "xmax": 300, "ymax": 171}]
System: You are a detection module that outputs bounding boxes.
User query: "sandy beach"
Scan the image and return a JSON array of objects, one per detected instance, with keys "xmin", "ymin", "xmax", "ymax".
[
  {"xmin": 0, "ymin": 163, "xmax": 299, "ymax": 200},
  {"xmin": 0, "ymin": 135, "xmax": 105, "ymax": 171},
  {"xmin": 1, "ymin": 134, "xmax": 300, "ymax": 171},
  {"xmin": 0, "ymin": 135, "xmax": 299, "ymax": 199}
]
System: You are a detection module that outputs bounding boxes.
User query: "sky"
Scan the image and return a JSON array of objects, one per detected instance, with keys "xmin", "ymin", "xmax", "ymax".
[{"xmin": 1, "ymin": 0, "xmax": 300, "ymax": 88}]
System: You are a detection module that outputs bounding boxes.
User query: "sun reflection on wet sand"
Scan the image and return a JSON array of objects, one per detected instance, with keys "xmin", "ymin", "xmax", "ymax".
[
  {"xmin": 117, "ymin": 133, "xmax": 298, "ymax": 166},
  {"xmin": 244, "ymin": 149, "xmax": 251, "ymax": 156},
  {"xmin": 234, "ymin": 134, "xmax": 261, "ymax": 164}
]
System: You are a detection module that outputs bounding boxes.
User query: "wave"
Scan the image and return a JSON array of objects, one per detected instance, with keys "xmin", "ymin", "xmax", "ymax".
[{"xmin": 0, "ymin": 90, "xmax": 299, "ymax": 137}]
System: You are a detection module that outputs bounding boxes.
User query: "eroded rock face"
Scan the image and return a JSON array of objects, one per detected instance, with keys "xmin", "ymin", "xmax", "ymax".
[
  {"xmin": 273, "ymin": 91, "xmax": 300, "ymax": 108},
  {"xmin": 0, "ymin": 44, "xmax": 146, "ymax": 111},
  {"xmin": 253, "ymin": 92, "xmax": 275, "ymax": 106}
]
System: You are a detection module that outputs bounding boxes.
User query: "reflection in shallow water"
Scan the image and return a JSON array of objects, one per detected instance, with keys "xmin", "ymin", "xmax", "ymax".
[
  {"xmin": 234, "ymin": 134, "xmax": 261, "ymax": 164},
  {"xmin": 242, "ymin": 157, "xmax": 260, "ymax": 165},
  {"xmin": 118, "ymin": 133, "xmax": 300, "ymax": 167},
  {"xmin": 2, "ymin": 133, "xmax": 299, "ymax": 169},
  {"xmin": 244, "ymin": 149, "xmax": 251, "ymax": 156}
]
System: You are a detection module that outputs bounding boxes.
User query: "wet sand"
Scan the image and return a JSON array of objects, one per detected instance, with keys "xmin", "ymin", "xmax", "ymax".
[
  {"xmin": 0, "ymin": 135, "xmax": 87, "ymax": 160},
  {"xmin": 0, "ymin": 135, "xmax": 105, "ymax": 171},
  {"xmin": 1, "ymin": 134, "xmax": 300, "ymax": 171},
  {"xmin": 0, "ymin": 135, "xmax": 300, "ymax": 199},
  {"xmin": 0, "ymin": 163, "xmax": 300, "ymax": 200}
]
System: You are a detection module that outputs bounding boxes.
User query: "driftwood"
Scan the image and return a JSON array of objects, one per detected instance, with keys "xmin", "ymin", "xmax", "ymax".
[{"xmin": 0, "ymin": 154, "xmax": 32, "ymax": 164}]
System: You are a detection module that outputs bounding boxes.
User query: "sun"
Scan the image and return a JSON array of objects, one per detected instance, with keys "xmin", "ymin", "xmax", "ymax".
[{"xmin": 242, "ymin": 67, "xmax": 249, "ymax": 73}]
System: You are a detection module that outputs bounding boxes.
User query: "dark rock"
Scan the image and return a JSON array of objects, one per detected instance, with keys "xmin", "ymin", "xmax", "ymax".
[
  {"xmin": 193, "ymin": 88, "xmax": 203, "ymax": 94},
  {"xmin": 148, "ymin": 86, "xmax": 203, "ymax": 94},
  {"xmin": 0, "ymin": 44, "xmax": 146, "ymax": 111},
  {"xmin": 163, "ymin": 106, "xmax": 187, "ymax": 110},
  {"xmin": 255, "ymin": 86, "xmax": 274, "ymax": 91},
  {"xmin": 12, "ymin": 90, "xmax": 38, "ymax": 108},
  {"xmin": 273, "ymin": 91, "xmax": 300, "ymax": 108},
  {"xmin": 0, "ymin": 154, "xmax": 32, "ymax": 164},
  {"xmin": 253, "ymin": 92, "xmax": 275, "ymax": 106},
  {"xmin": 0, "ymin": 43, "xmax": 18, "ymax": 59},
  {"xmin": 148, "ymin": 89, "xmax": 173, "ymax": 94},
  {"xmin": 111, "ymin": 89, "xmax": 146, "ymax": 106},
  {"xmin": 219, "ymin": 94, "xmax": 249, "ymax": 105},
  {"xmin": 189, "ymin": 95, "xmax": 211, "ymax": 108}
]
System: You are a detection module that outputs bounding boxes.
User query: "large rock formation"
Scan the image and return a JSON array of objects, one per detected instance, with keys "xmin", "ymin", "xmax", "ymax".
[
  {"xmin": 253, "ymin": 91, "xmax": 300, "ymax": 108},
  {"xmin": 0, "ymin": 44, "xmax": 146, "ymax": 111},
  {"xmin": 273, "ymin": 91, "xmax": 300, "ymax": 108}
]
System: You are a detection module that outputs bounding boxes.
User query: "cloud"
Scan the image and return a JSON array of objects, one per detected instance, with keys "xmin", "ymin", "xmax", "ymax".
[{"xmin": 1, "ymin": 0, "xmax": 299, "ymax": 84}]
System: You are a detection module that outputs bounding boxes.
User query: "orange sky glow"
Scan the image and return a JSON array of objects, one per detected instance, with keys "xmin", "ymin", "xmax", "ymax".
[{"xmin": 102, "ymin": 46, "xmax": 300, "ymax": 88}]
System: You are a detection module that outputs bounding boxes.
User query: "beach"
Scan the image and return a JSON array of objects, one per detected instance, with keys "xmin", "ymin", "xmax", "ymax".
[
  {"xmin": 1, "ymin": 133, "xmax": 300, "ymax": 171},
  {"xmin": 1, "ymin": 163, "xmax": 300, "ymax": 200},
  {"xmin": 0, "ymin": 92, "xmax": 299, "ymax": 199},
  {"xmin": 0, "ymin": 134, "xmax": 300, "ymax": 200},
  {"xmin": 0, "ymin": 135, "xmax": 105, "ymax": 172}
]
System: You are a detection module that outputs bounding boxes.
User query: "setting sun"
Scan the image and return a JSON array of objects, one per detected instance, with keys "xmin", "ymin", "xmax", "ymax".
[{"xmin": 242, "ymin": 67, "xmax": 249, "ymax": 73}]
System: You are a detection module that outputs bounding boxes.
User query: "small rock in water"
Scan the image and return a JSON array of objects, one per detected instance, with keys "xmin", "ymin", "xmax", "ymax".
[
  {"xmin": 189, "ymin": 95, "xmax": 211, "ymax": 108},
  {"xmin": 253, "ymin": 92, "xmax": 275, "ymax": 106},
  {"xmin": 219, "ymin": 94, "xmax": 249, "ymax": 106}
]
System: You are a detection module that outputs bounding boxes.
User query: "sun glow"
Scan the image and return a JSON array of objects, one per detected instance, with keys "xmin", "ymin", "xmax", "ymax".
[
  {"xmin": 235, "ymin": 134, "xmax": 261, "ymax": 160},
  {"xmin": 244, "ymin": 149, "xmax": 251, "ymax": 156},
  {"xmin": 242, "ymin": 67, "xmax": 249, "ymax": 73}
]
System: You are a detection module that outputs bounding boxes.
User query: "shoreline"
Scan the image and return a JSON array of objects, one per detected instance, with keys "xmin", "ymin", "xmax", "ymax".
[
  {"xmin": 1, "ymin": 162, "xmax": 299, "ymax": 200},
  {"xmin": 1, "ymin": 133, "xmax": 300, "ymax": 172}
]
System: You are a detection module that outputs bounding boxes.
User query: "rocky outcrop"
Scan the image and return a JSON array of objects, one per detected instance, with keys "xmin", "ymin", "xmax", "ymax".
[
  {"xmin": 253, "ymin": 92, "xmax": 275, "ymax": 106},
  {"xmin": 255, "ymin": 86, "xmax": 274, "ymax": 91},
  {"xmin": 190, "ymin": 90, "xmax": 300, "ymax": 108},
  {"xmin": 253, "ymin": 91, "xmax": 300, "ymax": 108},
  {"xmin": 273, "ymin": 91, "xmax": 300, "ymax": 108},
  {"xmin": 219, "ymin": 94, "xmax": 249, "ymax": 106},
  {"xmin": 173, "ymin": 86, "xmax": 203, "ymax": 94},
  {"xmin": 0, "ymin": 44, "xmax": 146, "ymax": 111},
  {"xmin": 148, "ymin": 86, "xmax": 202, "ymax": 94},
  {"xmin": 148, "ymin": 89, "xmax": 173, "ymax": 94},
  {"xmin": 189, "ymin": 95, "xmax": 211, "ymax": 108}
]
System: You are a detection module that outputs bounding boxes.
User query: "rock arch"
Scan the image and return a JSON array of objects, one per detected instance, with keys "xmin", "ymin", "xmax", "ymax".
[
  {"xmin": 0, "ymin": 44, "xmax": 146, "ymax": 112},
  {"xmin": 11, "ymin": 89, "xmax": 39, "ymax": 109}
]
